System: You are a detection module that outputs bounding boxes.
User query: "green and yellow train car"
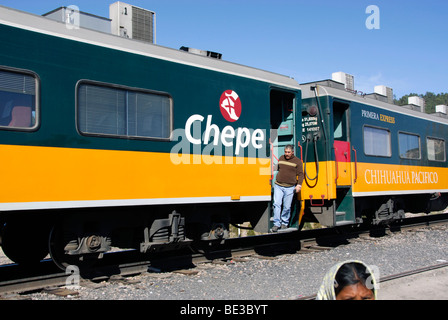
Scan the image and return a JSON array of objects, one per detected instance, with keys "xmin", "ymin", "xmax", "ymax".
[
  {"xmin": 300, "ymin": 79, "xmax": 448, "ymax": 227},
  {"xmin": 0, "ymin": 6, "xmax": 302, "ymax": 267}
]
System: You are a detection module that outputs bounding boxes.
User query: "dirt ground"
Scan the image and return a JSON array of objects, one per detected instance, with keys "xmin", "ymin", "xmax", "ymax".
[{"xmin": 378, "ymin": 266, "xmax": 448, "ymax": 300}]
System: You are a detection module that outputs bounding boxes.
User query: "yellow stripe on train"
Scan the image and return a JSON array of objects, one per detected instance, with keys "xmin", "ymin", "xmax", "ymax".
[
  {"xmin": 353, "ymin": 162, "xmax": 448, "ymax": 196},
  {"xmin": 301, "ymin": 160, "xmax": 448, "ymax": 201},
  {"xmin": 0, "ymin": 144, "xmax": 271, "ymax": 205}
]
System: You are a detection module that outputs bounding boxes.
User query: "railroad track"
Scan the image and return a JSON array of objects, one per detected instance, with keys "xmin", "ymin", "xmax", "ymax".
[{"xmin": 1, "ymin": 213, "xmax": 447, "ymax": 298}]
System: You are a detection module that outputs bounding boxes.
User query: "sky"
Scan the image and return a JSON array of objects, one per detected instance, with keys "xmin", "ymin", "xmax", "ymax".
[{"xmin": 1, "ymin": 0, "xmax": 447, "ymax": 99}]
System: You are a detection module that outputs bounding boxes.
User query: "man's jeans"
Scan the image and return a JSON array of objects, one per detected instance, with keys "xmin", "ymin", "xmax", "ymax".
[{"xmin": 273, "ymin": 184, "xmax": 295, "ymax": 227}]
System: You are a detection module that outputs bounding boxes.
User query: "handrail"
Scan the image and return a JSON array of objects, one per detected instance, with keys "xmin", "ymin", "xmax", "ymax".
[
  {"xmin": 297, "ymin": 142, "xmax": 303, "ymax": 161},
  {"xmin": 309, "ymin": 194, "xmax": 325, "ymax": 207},
  {"xmin": 333, "ymin": 145, "xmax": 339, "ymax": 184},
  {"xmin": 352, "ymin": 146, "xmax": 358, "ymax": 183},
  {"xmin": 269, "ymin": 138, "xmax": 279, "ymax": 182}
]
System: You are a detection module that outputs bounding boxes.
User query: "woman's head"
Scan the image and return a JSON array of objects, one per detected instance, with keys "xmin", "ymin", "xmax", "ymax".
[
  {"xmin": 316, "ymin": 260, "xmax": 377, "ymax": 300},
  {"xmin": 334, "ymin": 262, "xmax": 375, "ymax": 300}
]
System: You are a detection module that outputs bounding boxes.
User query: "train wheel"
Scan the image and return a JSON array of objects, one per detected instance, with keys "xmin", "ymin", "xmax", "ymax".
[
  {"xmin": 49, "ymin": 223, "xmax": 110, "ymax": 270},
  {"xmin": 48, "ymin": 224, "xmax": 84, "ymax": 270},
  {"xmin": 1, "ymin": 219, "xmax": 50, "ymax": 265},
  {"xmin": 209, "ymin": 223, "xmax": 229, "ymax": 240}
]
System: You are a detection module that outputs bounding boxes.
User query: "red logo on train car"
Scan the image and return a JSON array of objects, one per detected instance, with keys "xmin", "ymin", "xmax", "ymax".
[{"xmin": 219, "ymin": 90, "xmax": 241, "ymax": 122}]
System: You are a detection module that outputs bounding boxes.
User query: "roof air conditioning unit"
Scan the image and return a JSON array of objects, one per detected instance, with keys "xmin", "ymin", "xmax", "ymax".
[
  {"xmin": 332, "ymin": 72, "xmax": 354, "ymax": 91},
  {"xmin": 436, "ymin": 105, "xmax": 447, "ymax": 114},
  {"xmin": 110, "ymin": 2, "xmax": 156, "ymax": 43},
  {"xmin": 408, "ymin": 96, "xmax": 425, "ymax": 112},
  {"xmin": 374, "ymin": 85, "xmax": 394, "ymax": 104}
]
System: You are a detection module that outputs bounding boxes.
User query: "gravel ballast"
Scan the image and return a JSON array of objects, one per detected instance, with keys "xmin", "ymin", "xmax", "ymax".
[{"xmin": 12, "ymin": 223, "xmax": 447, "ymax": 300}]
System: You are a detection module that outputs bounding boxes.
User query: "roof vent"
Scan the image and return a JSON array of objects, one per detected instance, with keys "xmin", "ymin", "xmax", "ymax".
[
  {"xmin": 110, "ymin": 2, "xmax": 156, "ymax": 43},
  {"xmin": 180, "ymin": 46, "xmax": 222, "ymax": 59},
  {"xmin": 436, "ymin": 105, "xmax": 447, "ymax": 114},
  {"xmin": 374, "ymin": 85, "xmax": 394, "ymax": 104},
  {"xmin": 332, "ymin": 72, "xmax": 354, "ymax": 91},
  {"xmin": 407, "ymin": 96, "xmax": 425, "ymax": 112}
]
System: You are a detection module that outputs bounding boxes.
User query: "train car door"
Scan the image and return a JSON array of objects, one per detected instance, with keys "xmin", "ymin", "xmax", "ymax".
[
  {"xmin": 333, "ymin": 101, "xmax": 351, "ymax": 185},
  {"xmin": 269, "ymin": 89, "xmax": 300, "ymax": 229},
  {"xmin": 332, "ymin": 100, "xmax": 355, "ymax": 225},
  {"xmin": 270, "ymin": 90, "xmax": 296, "ymax": 161}
]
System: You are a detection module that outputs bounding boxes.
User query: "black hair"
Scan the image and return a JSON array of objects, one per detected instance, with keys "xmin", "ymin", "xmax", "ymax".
[{"xmin": 334, "ymin": 262, "xmax": 374, "ymax": 296}]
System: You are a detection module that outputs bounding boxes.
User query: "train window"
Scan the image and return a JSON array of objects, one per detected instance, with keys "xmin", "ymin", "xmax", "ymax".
[
  {"xmin": 363, "ymin": 126, "xmax": 391, "ymax": 157},
  {"xmin": 0, "ymin": 69, "xmax": 38, "ymax": 130},
  {"xmin": 77, "ymin": 82, "xmax": 172, "ymax": 140},
  {"xmin": 333, "ymin": 101, "xmax": 349, "ymax": 141},
  {"xmin": 427, "ymin": 137, "xmax": 446, "ymax": 162},
  {"xmin": 398, "ymin": 132, "xmax": 421, "ymax": 159}
]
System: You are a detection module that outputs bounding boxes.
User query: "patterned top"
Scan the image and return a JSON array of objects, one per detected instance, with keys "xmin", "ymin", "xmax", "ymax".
[{"xmin": 275, "ymin": 155, "xmax": 304, "ymax": 187}]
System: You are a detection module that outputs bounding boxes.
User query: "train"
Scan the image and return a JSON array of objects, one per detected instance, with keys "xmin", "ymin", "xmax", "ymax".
[
  {"xmin": 300, "ymin": 80, "xmax": 448, "ymax": 228},
  {"xmin": 0, "ymin": 4, "xmax": 446, "ymax": 269}
]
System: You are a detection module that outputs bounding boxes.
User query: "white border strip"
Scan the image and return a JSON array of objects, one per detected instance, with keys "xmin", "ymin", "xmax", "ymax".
[
  {"xmin": 353, "ymin": 189, "xmax": 448, "ymax": 197},
  {"xmin": 0, "ymin": 195, "xmax": 271, "ymax": 211}
]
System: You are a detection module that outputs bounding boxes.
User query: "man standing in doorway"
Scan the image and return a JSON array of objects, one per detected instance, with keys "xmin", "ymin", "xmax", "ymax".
[{"xmin": 271, "ymin": 144, "xmax": 304, "ymax": 232}]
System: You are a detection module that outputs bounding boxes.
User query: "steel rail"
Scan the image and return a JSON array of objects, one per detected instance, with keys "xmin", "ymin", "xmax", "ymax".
[
  {"xmin": 379, "ymin": 261, "xmax": 448, "ymax": 283},
  {"xmin": 0, "ymin": 213, "xmax": 447, "ymax": 297}
]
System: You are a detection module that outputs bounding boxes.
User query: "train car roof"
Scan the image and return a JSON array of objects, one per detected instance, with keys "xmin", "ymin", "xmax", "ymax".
[
  {"xmin": 0, "ymin": 5, "xmax": 301, "ymax": 91},
  {"xmin": 301, "ymin": 79, "xmax": 448, "ymax": 125}
]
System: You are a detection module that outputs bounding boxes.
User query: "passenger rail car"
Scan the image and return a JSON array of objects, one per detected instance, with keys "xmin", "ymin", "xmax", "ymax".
[
  {"xmin": 0, "ymin": 6, "xmax": 301, "ymax": 267},
  {"xmin": 1, "ymin": 4, "xmax": 446, "ymax": 269},
  {"xmin": 300, "ymin": 80, "xmax": 448, "ymax": 227}
]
